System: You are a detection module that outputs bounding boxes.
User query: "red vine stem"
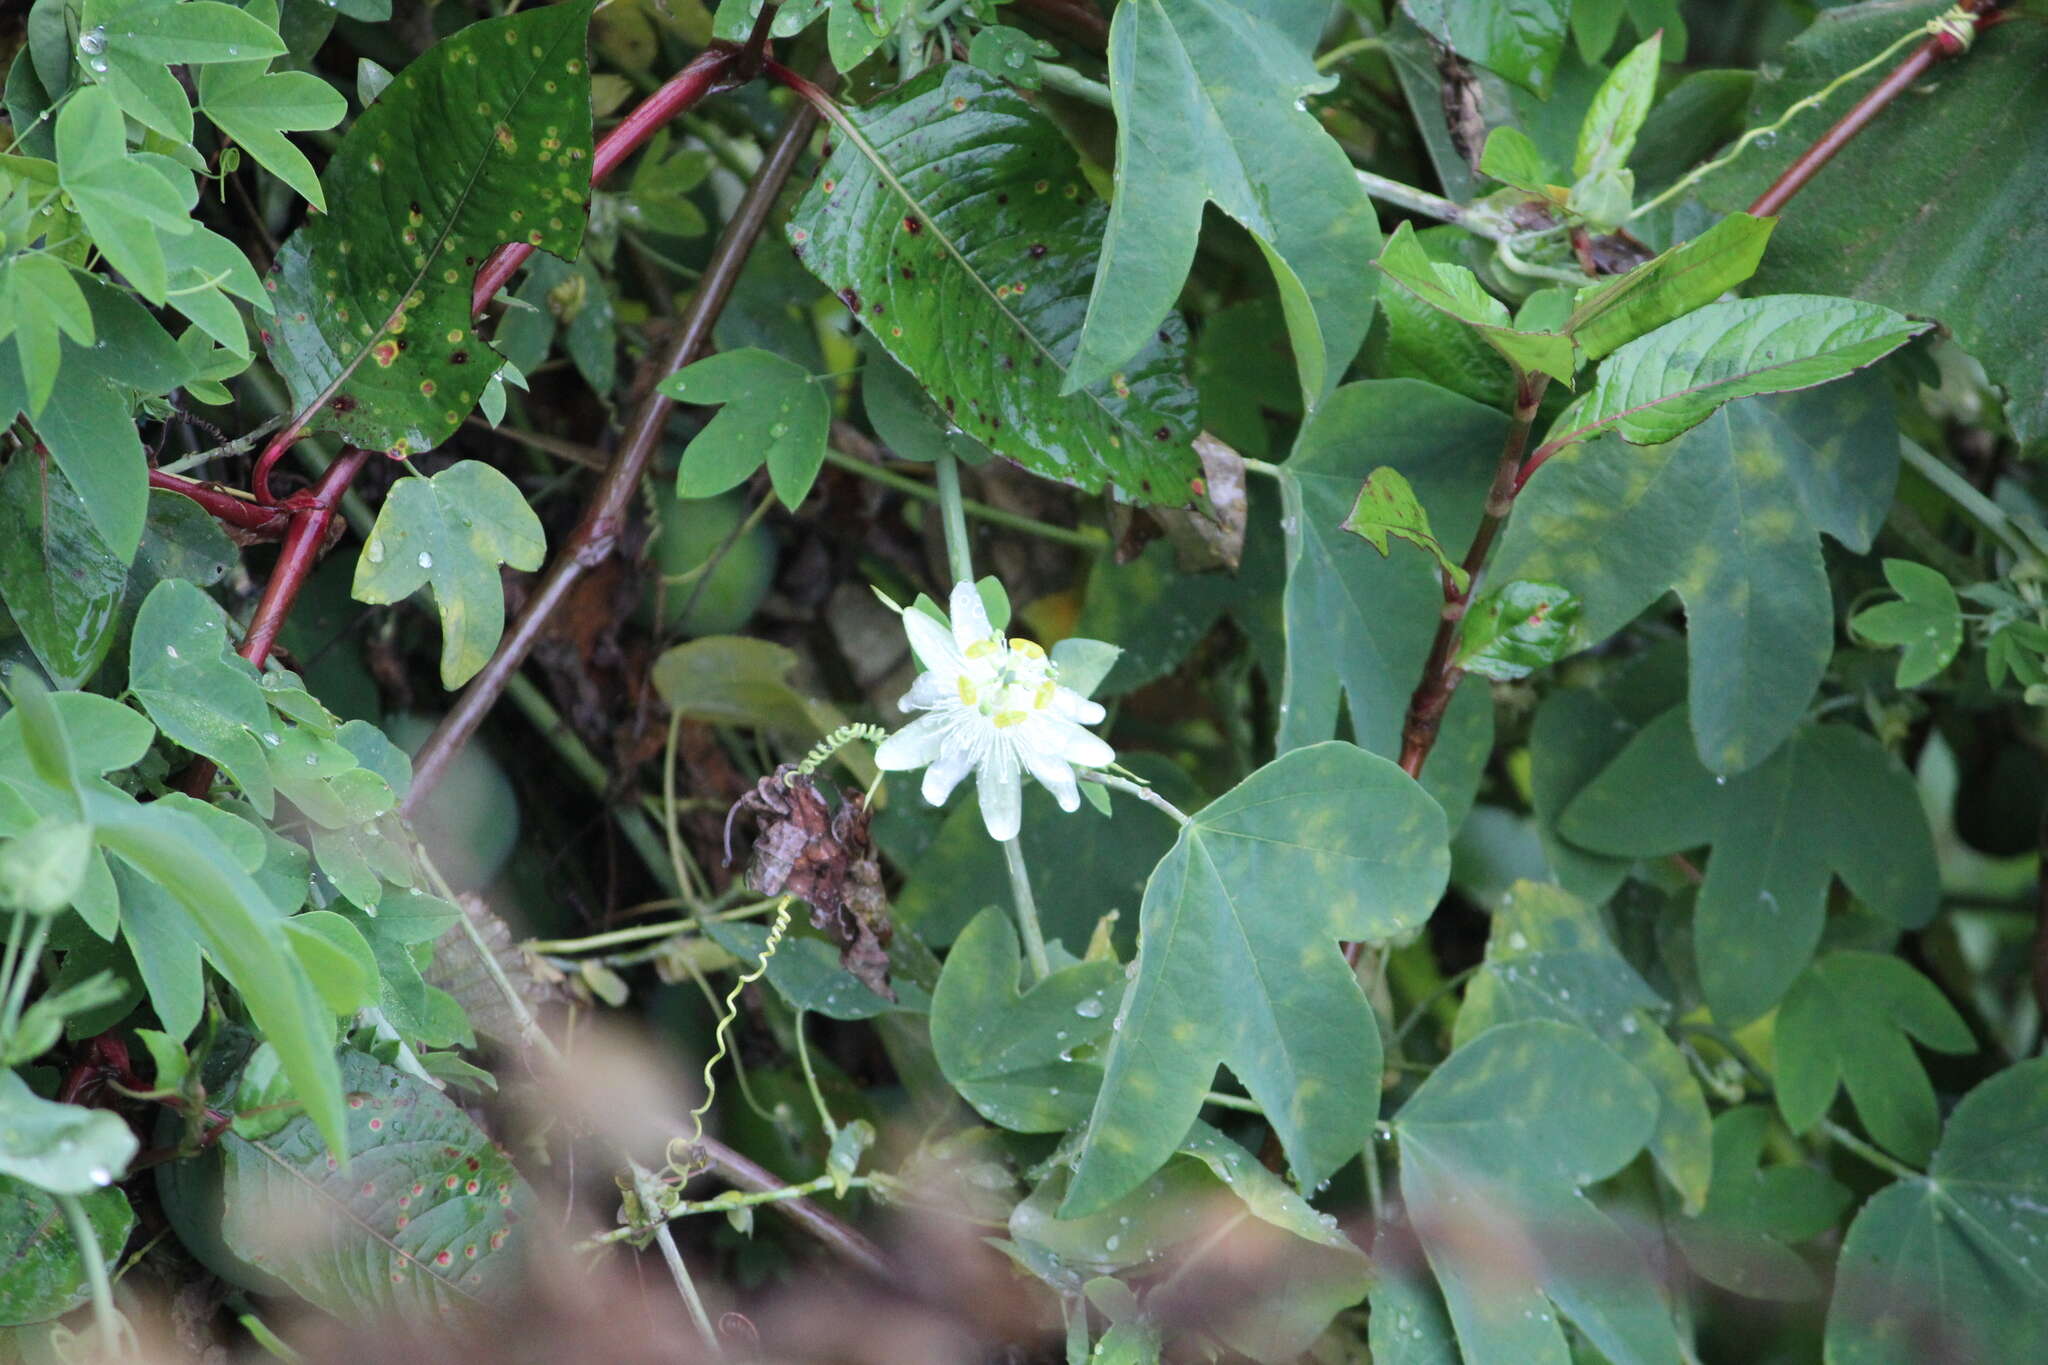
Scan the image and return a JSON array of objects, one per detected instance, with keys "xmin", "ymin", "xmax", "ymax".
[
  {"xmin": 238, "ymin": 448, "xmax": 374, "ymax": 666},
  {"xmin": 1392, "ymin": 2, "xmax": 2007, "ymax": 784},
  {"xmin": 403, "ymin": 78, "xmax": 817, "ymax": 810},
  {"xmin": 146, "ymin": 469, "xmax": 292, "ymax": 537}
]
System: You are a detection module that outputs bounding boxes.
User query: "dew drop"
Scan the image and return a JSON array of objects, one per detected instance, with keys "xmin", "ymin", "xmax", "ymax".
[
  {"xmin": 366, "ymin": 539, "xmax": 386, "ymax": 564},
  {"xmin": 88, "ymin": 1166, "xmax": 112, "ymax": 1186},
  {"xmin": 417, "ymin": 551, "xmax": 434, "ymax": 569},
  {"xmin": 1074, "ymin": 996, "xmax": 1105, "ymax": 1019},
  {"xmin": 1104, "ymin": 1234, "xmax": 1120, "ymax": 1251},
  {"xmin": 79, "ymin": 26, "xmax": 107, "ymax": 55},
  {"xmin": 165, "ymin": 645, "xmax": 180, "ymax": 659},
  {"xmin": 89, "ymin": 58, "xmax": 107, "ymax": 73}
]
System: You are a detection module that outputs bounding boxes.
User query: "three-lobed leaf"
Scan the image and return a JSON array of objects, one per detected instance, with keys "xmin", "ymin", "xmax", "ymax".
[
  {"xmin": 659, "ymin": 349, "xmax": 830, "ymax": 509},
  {"xmin": 196, "ymin": 0, "xmax": 348, "ymax": 211},
  {"xmin": 351, "ymin": 462, "xmax": 546, "ymax": 689},
  {"xmin": 1064, "ymin": 741, "xmax": 1448, "ymax": 1215},
  {"xmin": 1850, "ymin": 559, "xmax": 1962, "ymax": 688}
]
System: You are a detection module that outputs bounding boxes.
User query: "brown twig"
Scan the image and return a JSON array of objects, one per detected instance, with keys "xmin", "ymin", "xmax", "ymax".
[
  {"xmin": 1747, "ymin": 0, "xmax": 2007, "ymax": 219},
  {"xmin": 404, "ymin": 88, "xmax": 822, "ymax": 812},
  {"xmin": 696, "ymin": 1135, "xmax": 897, "ymax": 1280},
  {"xmin": 1396, "ymin": 372, "xmax": 1549, "ymax": 779}
]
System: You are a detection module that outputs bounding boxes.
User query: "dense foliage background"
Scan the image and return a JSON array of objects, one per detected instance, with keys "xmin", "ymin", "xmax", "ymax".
[{"xmin": 1, "ymin": 0, "xmax": 2045, "ymax": 1360}]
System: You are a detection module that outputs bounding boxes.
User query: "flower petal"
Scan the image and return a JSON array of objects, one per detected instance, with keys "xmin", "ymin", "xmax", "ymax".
[
  {"xmin": 1049, "ymin": 687, "xmax": 1106, "ymax": 726},
  {"xmin": 874, "ymin": 712, "xmax": 953, "ymax": 771},
  {"xmin": 949, "ymin": 579, "xmax": 994, "ymax": 652},
  {"xmin": 1021, "ymin": 745, "xmax": 1080, "ymax": 813},
  {"xmin": 1044, "ymin": 717, "xmax": 1115, "ymax": 770},
  {"xmin": 903, "ymin": 606, "xmax": 963, "ymax": 675},
  {"xmin": 899, "ymin": 671, "xmax": 951, "ymax": 712},
  {"xmin": 922, "ymin": 735, "xmax": 979, "ymax": 806},
  {"xmin": 977, "ymin": 742, "xmax": 1022, "ymax": 841}
]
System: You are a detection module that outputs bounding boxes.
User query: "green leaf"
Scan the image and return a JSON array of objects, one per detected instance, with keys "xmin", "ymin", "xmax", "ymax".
[
  {"xmin": 1567, "ymin": 30, "xmax": 1659, "ymax": 224},
  {"xmin": 1541, "ymin": 295, "xmax": 1927, "ymax": 453},
  {"xmin": 127, "ymin": 580, "xmax": 275, "ymax": 816},
  {"xmin": 1526, "ymin": 688, "xmax": 1632, "ymax": 903},
  {"xmin": 658, "ymin": 349, "xmax": 830, "ymax": 508},
  {"xmin": 1478, "ymin": 125, "xmax": 1561, "ymax": 198},
  {"xmin": 1454, "ymin": 580, "xmax": 1580, "ymax": 682},
  {"xmin": 826, "ymin": 0, "xmax": 906, "ymax": 72},
  {"xmin": 196, "ymin": 6, "xmax": 347, "ymax": 210},
  {"xmin": 1068, "ymin": 0, "xmax": 1379, "ymax": 407},
  {"xmin": 1392, "ymin": 1020, "xmax": 1673, "ymax": 1365},
  {"xmin": 1568, "ymin": 213, "xmax": 1775, "ymax": 362},
  {"xmin": 0, "ymin": 1071, "xmax": 135, "ymax": 1196},
  {"xmin": 1827, "ymin": 1058, "xmax": 2048, "ymax": 1365},
  {"xmin": 351, "ymin": 462, "xmax": 546, "ymax": 689},
  {"xmin": 264, "ymin": 0, "xmax": 594, "ymax": 457},
  {"xmin": 1340, "ymin": 465, "xmax": 1469, "ymax": 592},
  {"xmin": 0, "ymin": 254, "xmax": 91, "ymax": 417},
  {"xmin": 1406, "ymin": 0, "xmax": 1571, "ymax": 95},
  {"xmin": 80, "ymin": 0, "xmax": 287, "ymax": 138},
  {"xmin": 1698, "ymin": 2, "xmax": 2048, "ymax": 447},
  {"xmin": 930, "ymin": 907, "xmax": 1123, "ymax": 1131},
  {"xmin": 281, "ymin": 910, "xmax": 379, "ymax": 1017},
  {"xmin": 87, "ymin": 795, "xmax": 346, "ymax": 1160},
  {"xmin": 111, "ymin": 859, "xmax": 205, "ymax": 1042},
  {"xmin": 1455, "ymin": 881, "xmax": 1712, "ymax": 1210},
  {"xmin": 1670, "ymin": 1105, "xmax": 1849, "ymax": 1302},
  {"xmin": 1375, "ymin": 222, "xmax": 1574, "ymax": 383},
  {"xmin": 788, "ymin": 64, "xmax": 1203, "ymax": 505},
  {"xmin": 703, "ymin": 920, "xmax": 926, "ymax": 1021},
  {"xmin": 0, "ymin": 456, "xmax": 124, "ymax": 688},
  {"xmin": 0, "ymin": 1178, "xmax": 132, "ymax": 1327},
  {"xmin": 54, "ymin": 85, "xmax": 193, "ymax": 303},
  {"xmin": 212, "ymin": 1048, "xmax": 537, "ymax": 1319},
  {"xmin": 1064, "ymin": 741, "xmax": 1449, "ymax": 1215},
  {"xmin": 1850, "ymin": 559, "xmax": 1962, "ymax": 688},
  {"xmin": 1494, "ymin": 375, "xmax": 1901, "ymax": 773},
  {"xmin": 1774, "ymin": 951, "xmax": 1973, "ymax": 1165},
  {"xmin": 1276, "ymin": 381, "xmax": 1500, "ymax": 821},
  {"xmin": 0, "ymin": 818, "xmax": 92, "ymax": 917},
  {"xmin": 1560, "ymin": 709, "xmax": 1939, "ymax": 1024},
  {"xmin": 967, "ymin": 26, "xmax": 1057, "ymax": 89}
]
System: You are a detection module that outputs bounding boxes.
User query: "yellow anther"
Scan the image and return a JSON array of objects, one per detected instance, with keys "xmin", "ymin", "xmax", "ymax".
[
  {"xmin": 957, "ymin": 676, "xmax": 978, "ymax": 705},
  {"xmin": 1008, "ymin": 637, "xmax": 1045, "ymax": 660},
  {"xmin": 965, "ymin": 639, "xmax": 999, "ymax": 660},
  {"xmin": 1034, "ymin": 681, "xmax": 1056, "ymax": 709},
  {"xmin": 992, "ymin": 709, "xmax": 1027, "ymax": 729}
]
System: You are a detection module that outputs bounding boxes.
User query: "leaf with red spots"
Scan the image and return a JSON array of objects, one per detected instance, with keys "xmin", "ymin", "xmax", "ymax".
[
  {"xmin": 787, "ymin": 64, "xmax": 1202, "ymax": 506},
  {"xmin": 203, "ymin": 1049, "xmax": 536, "ymax": 1321},
  {"xmin": 263, "ymin": 0, "xmax": 594, "ymax": 457}
]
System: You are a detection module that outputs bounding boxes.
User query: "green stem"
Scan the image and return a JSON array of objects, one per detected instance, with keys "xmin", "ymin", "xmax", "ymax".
[
  {"xmin": 1898, "ymin": 439, "xmax": 2044, "ymax": 566},
  {"xmin": 527, "ymin": 900, "xmax": 781, "ymax": 955},
  {"xmin": 581, "ymin": 1171, "xmax": 882, "ymax": 1248},
  {"xmin": 793, "ymin": 1010, "xmax": 838, "ymax": 1137},
  {"xmin": 1821, "ymin": 1119, "xmax": 1924, "ymax": 1183},
  {"xmin": 1082, "ymin": 770, "xmax": 1190, "ymax": 825},
  {"xmin": 933, "ymin": 452, "xmax": 975, "ymax": 584},
  {"xmin": 0, "ymin": 916, "xmax": 50, "ymax": 1042},
  {"xmin": 58, "ymin": 1191, "xmax": 120, "ymax": 1358},
  {"xmin": 1003, "ymin": 836, "xmax": 1052, "ymax": 982},
  {"xmin": 823, "ymin": 448, "xmax": 1106, "ymax": 550},
  {"xmin": 1354, "ymin": 170, "xmax": 1499, "ymax": 239},
  {"xmin": 1037, "ymin": 63, "xmax": 1114, "ymax": 109},
  {"xmin": 1317, "ymin": 36, "xmax": 1388, "ymax": 70},
  {"xmin": 653, "ymin": 1216, "xmax": 722, "ymax": 1358}
]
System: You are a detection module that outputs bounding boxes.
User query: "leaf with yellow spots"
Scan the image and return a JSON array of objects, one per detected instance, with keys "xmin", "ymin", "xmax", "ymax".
[
  {"xmin": 786, "ymin": 63, "xmax": 1202, "ymax": 505},
  {"xmin": 1454, "ymin": 881, "xmax": 1712, "ymax": 1211},
  {"xmin": 1560, "ymin": 706, "xmax": 1939, "ymax": 1026},
  {"xmin": 1062, "ymin": 741, "xmax": 1449, "ymax": 1217},
  {"xmin": 186, "ymin": 1048, "xmax": 537, "ymax": 1321},
  {"xmin": 1391, "ymin": 1019, "xmax": 1679, "ymax": 1365},
  {"xmin": 263, "ymin": 0, "xmax": 595, "ymax": 457},
  {"xmin": 352, "ymin": 462, "xmax": 545, "ymax": 689},
  {"xmin": 1493, "ymin": 372, "xmax": 1900, "ymax": 775}
]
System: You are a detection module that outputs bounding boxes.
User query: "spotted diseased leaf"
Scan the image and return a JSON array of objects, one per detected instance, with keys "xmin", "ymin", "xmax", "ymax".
[
  {"xmin": 1375, "ymin": 222, "xmax": 1574, "ymax": 383},
  {"xmin": 658, "ymin": 349, "xmax": 830, "ymax": 509},
  {"xmin": 1064, "ymin": 742, "xmax": 1449, "ymax": 1216},
  {"xmin": 1560, "ymin": 709, "xmax": 1939, "ymax": 1025},
  {"xmin": 788, "ymin": 63, "xmax": 1202, "ymax": 505},
  {"xmin": 1542, "ymin": 295, "xmax": 1928, "ymax": 454},
  {"xmin": 1341, "ymin": 465, "xmax": 1468, "ymax": 592},
  {"xmin": 1404, "ymin": 0, "xmax": 1571, "ymax": 96},
  {"xmin": 1393, "ymin": 1019, "xmax": 1677, "ymax": 1365},
  {"xmin": 213, "ymin": 1049, "xmax": 538, "ymax": 1320},
  {"xmin": 1068, "ymin": 0, "xmax": 1380, "ymax": 408},
  {"xmin": 1827, "ymin": 1058, "xmax": 2048, "ymax": 1365},
  {"xmin": 264, "ymin": 0, "xmax": 594, "ymax": 458},
  {"xmin": 1495, "ymin": 376, "xmax": 1902, "ymax": 774},
  {"xmin": 930, "ymin": 907, "xmax": 1123, "ymax": 1132},
  {"xmin": 1455, "ymin": 881, "xmax": 1711, "ymax": 1210},
  {"xmin": 1850, "ymin": 559, "xmax": 1962, "ymax": 688},
  {"xmin": 1774, "ymin": 952, "xmax": 1973, "ymax": 1165},
  {"xmin": 1567, "ymin": 213, "xmax": 1775, "ymax": 363},
  {"xmin": 1454, "ymin": 580, "xmax": 1580, "ymax": 682},
  {"xmin": 352, "ymin": 462, "xmax": 546, "ymax": 689},
  {"xmin": 0, "ymin": 1178, "xmax": 133, "ymax": 1327}
]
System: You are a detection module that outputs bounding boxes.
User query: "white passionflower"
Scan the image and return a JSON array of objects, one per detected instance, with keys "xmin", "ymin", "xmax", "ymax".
[{"xmin": 874, "ymin": 581, "xmax": 1115, "ymax": 841}]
